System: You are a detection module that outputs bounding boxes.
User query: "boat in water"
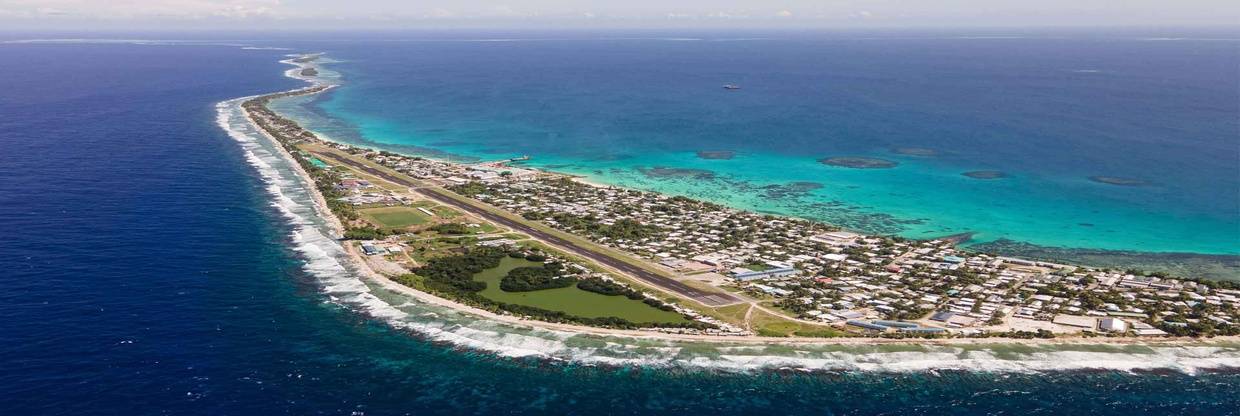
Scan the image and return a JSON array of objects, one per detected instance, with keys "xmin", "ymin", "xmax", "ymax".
[{"xmin": 722, "ymin": 84, "xmax": 741, "ymax": 90}]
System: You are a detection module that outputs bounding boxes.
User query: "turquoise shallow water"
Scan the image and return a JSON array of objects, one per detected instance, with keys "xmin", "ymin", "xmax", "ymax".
[{"xmin": 272, "ymin": 32, "xmax": 1239, "ymax": 261}]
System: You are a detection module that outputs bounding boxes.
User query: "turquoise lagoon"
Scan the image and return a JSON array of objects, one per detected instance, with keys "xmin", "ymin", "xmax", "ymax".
[{"xmin": 271, "ymin": 32, "xmax": 1240, "ymax": 277}]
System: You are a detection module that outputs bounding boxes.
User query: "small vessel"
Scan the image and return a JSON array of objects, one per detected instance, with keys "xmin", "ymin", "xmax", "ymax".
[{"xmin": 722, "ymin": 84, "xmax": 741, "ymax": 90}]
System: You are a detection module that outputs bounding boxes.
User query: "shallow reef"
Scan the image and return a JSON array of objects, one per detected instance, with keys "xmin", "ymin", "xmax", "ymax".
[
  {"xmin": 638, "ymin": 166, "xmax": 717, "ymax": 180},
  {"xmin": 818, "ymin": 157, "xmax": 899, "ymax": 169},
  {"xmin": 696, "ymin": 150, "xmax": 736, "ymax": 160},
  {"xmin": 1089, "ymin": 176, "xmax": 1151, "ymax": 186},
  {"xmin": 962, "ymin": 170, "xmax": 1008, "ymax": 179}
]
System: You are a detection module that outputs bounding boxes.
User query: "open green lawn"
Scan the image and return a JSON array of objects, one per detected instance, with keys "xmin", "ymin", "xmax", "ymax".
[
  {"xmin": 471, "ymin": 222, "xmax": 499, "ymax": 234},
  {"xmin": 404, "ymin": 239, "xmax": 470, "ymax": 263},
  {"xmin": 712, "ymin": 303, "xmax": 752, "ymax": 324},
  {"xmin": 742, "ymin": 263, "xmax": 773, "ymax": 271},
  {"xmin": 361, "ymin": 206, "xmax": 431, "ymax": 229},
  {"xmin": 411, "ymin": 201, "xmax": 461, "ymax": 218},
  {"xmin": 472, "ymin": 257, "xmax": 686, "ymax": 324},
  {"xmin": 749, "ymin": 308, "xmax": 844, "ymax": 338}
]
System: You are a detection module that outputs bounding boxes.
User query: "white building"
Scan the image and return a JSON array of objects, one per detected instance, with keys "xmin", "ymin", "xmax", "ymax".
[
  {"xmin": 809, "ymin": 231, "xmax": 860, "ymax": 246},
  {"xmin": 1099, "ymin": 318, "xmax": 1128, "ymax": 333}
]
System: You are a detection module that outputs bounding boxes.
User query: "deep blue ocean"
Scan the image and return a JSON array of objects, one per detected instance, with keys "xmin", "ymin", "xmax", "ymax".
[{"xmin": 1, "ymin": 33, "xmax": 1239, "ymax": 415}]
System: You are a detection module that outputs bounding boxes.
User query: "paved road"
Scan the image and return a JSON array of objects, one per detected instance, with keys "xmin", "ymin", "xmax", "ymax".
[{"xmin": 313, "ymin": 151, "xmax": 743, "ymax": 307}]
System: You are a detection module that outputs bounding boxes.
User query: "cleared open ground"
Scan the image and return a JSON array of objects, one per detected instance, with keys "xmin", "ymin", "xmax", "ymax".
[
  {"xmin": 361, "ymin": 206, "xmax": 432, "ymax": 228},
  {"xmin": 472, "ymin": 257, "xmax": 687, "ymax": 324}
]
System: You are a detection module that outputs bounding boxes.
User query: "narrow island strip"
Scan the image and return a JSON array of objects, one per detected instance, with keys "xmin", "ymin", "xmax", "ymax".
[{"xmin": 234, "ymin": 53, "xmax": 1240, "ymax": 347}]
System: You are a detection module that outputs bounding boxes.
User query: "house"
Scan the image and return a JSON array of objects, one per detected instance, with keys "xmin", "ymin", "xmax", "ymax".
[
  {"xmin": 823, "ymin": 253, "xmax": 848, "ymax": 262},
  {"xmin": 942, "ymin": 255, "xmax": 966, "ymax": 264},
  {"xmin": 691, "ymin": 253, "xmax": 729, "ymax": 267},
  {"xmin": 809, "ymin": 231, "xmax": 860, "ymax": 246},
  {"xmin": 1099, "ymin": 318, "xmax": 1128, "ymax": 333}
]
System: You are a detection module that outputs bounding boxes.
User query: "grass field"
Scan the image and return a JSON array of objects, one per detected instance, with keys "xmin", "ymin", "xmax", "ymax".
[
  {"xmin": 472, "ymin": 257, "xmax": 687, "ymax": 324},
  {"xmin": 410, "ymin": 200, "xmax": 461, "ymax": 218},
  {"xmin": 361, "ymin": 206, "xmax": 431, "ymax": 229},
  {"xmin": 741, "ymin": 263, "xmax": 774, "ymax": 272},
  {"xmin": 749, "ymin": 308, "xmax": 844, "ymax": 338},
  {"xmin": 712, "ymin": 303, "xmax": 752, "ymax": 324}
]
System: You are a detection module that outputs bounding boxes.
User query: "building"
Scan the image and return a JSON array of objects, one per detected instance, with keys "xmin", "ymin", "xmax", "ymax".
[
  {"xmin": 929, "ymin": 311, "xmax": 956, "ymax": 322},
  {"xmin": 847, "ymin": 320, "xmax": 890, "ymax": 333},
  {"xmin": 823, "ymin": 253, "xmax": 848, "ymax": 262},
  {"xmin": 1099, "ymin": 318, "xmax": 1128, "ymax": 333},
  {"xmin": 691, "ymin": 253, "xmax": 729, "ymax": 267},
  {"xmin": 873, "ymin": 320, "xmax": 919, "ymax": 329},
  {"xmin": 729, "ymin": 269, "xmax": 798, "ymax": 281},
  {"xmin": 477, "ymin": 239, "xmax": 517, "ymax": 247},
  {"xmin": 809, "ymin": 231, "xmax": 861, "ymax": 246},
  {"xmin": 1131, "ymin": 322, "xmax": 1168, "ymax": 337},
  {"xmin": 1053, "ymin": 314, "xmax": 1097, "ymax": 329},
  {"xmin": 729, "ymin": 262, "xmax": 798, "ymax": 281}
]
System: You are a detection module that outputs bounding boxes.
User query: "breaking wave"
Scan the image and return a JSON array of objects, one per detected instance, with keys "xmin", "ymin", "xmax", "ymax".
[{"xmin": 211, "ymin": 54, "xmax": 1240, "ymax": 375}]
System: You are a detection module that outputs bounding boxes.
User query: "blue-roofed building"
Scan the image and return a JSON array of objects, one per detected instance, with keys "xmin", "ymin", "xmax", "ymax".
[
  {"xmin": 873, "ymin": 320, "xmax": 920, "ymax": 329},
  {"xmin": 731, "ymin": 264, "xmax": 797, "ymax": 281},
  {"xmin": 846, "ymin": 320, "xmax": 890, "ymax": 332},
  {"xmin": 929, "ymin": 311, "xmax": 956, "ymax": 322},
  {"xmin": 943, "ymin": 255, "xmax": 966, "ymax": 264}
]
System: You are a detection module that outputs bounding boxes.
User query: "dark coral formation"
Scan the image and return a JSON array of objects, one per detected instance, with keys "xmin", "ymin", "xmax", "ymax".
[
  {"xmin": 638, "ymin": 166, "xmax": 717, "ymax": 180},
  {"xmin": 696, "ymin": 150, "xmax": 736, "ymax": 160},
  {"xmin": 819, "ymin": 157, "xmax": 899, "ymax": 169},
  {"xmin": 759, "ymin": 182, "xmax": 824, "ymax": 199},
  {"xmin": 962, "ymin": 170, "xmax": 1007, "ymax": 179},
  {"xmin": 1089, "ymin": 176, "xmax": 1151, "ymax": 186}
]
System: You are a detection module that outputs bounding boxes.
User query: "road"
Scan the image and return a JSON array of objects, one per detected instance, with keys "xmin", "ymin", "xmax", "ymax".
[{"xmin": 313, "ymin": 150, "xmax": 743, "ymax": 307}]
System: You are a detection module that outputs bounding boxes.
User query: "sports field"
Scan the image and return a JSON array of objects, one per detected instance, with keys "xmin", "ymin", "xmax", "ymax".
[{"xmin": 360, "ymin": 206, "xmax": 430, "ymax": 228}]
